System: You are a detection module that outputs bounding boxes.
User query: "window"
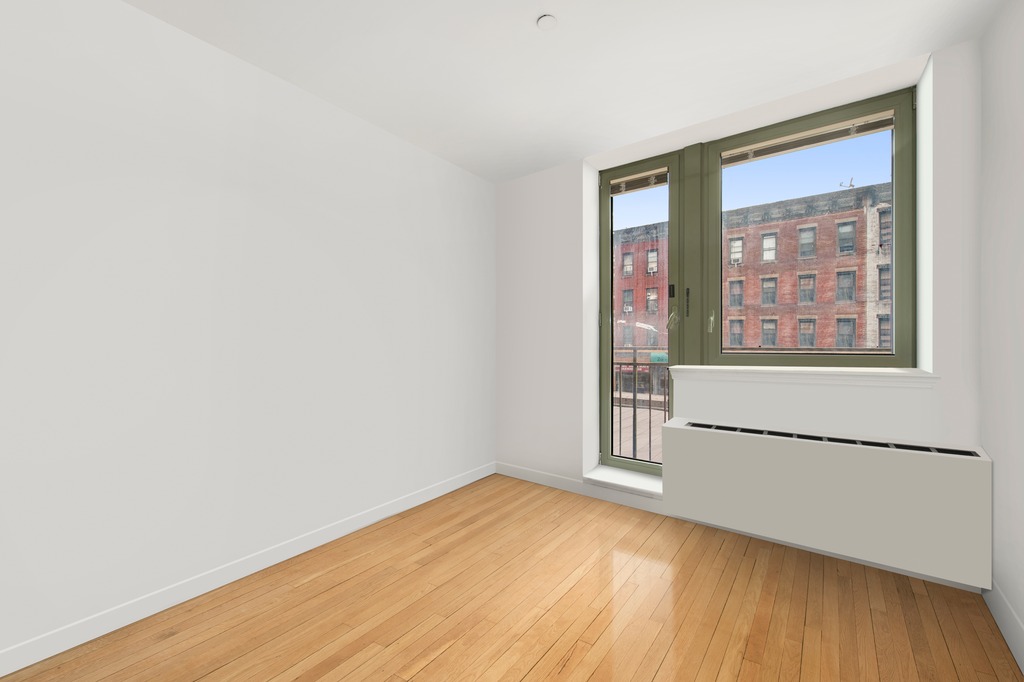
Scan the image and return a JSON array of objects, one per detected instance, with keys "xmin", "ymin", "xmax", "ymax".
[
  {"xmin": 799, "ymin": 319, "xmax": 816, "ymax": 348},
  {"xmin": 798, "ymin": 227, "xmax": 816, "ymax": 258},
  {"xmin": 600, "ymin": 90, "xmax": 915, "ymax": 476},
  {"xmin": 837, "ymin": 221, "xmax": 856, "ymax": 254},
  {"xmin": 836, "ymin": 271, "xmax": 856, "ymax": 303},
  {"xmin": 647, "ymin": 328, "xmax": 659, "ymax": 346},
  {"xmin": 879, "ymin": 207, "xmax": 893, "ymax": 247},
  {"xmin": 798, "ymin": 274, "xmax": 816, "ymax": 303},
  {"xmin": 622, "ymin": 289, "xmax": 634, "ymax": 313},
  {"xmin": 623, "ymin": 324, "xmax": 634, "ymax": 347},
  {"xmin": 729, "ymin": 320, "xmax": 744, "ymax": 347},
  {"xmin": 728, "ymin": 280, "xmax": 744, "ymax": 307},
  {"xmin": 878, "ymin": 315, "xmax": 892, "ymax": 348},
  {"xmin": 646, "ymin": 287, "xmax": 658, "ymax": 313},
  {"xmin": 729, "ymin": 238, "xmax": 743, "ymax": 265},
  {"xmin": 836, "ymin": 318, "xmax": 857, "ymax": 348},
  {"xmin": 878, "ymin": 265, "xmax": 892, "ymax": 301},
  {"xmin": 761, "ymin": 277, "xmax": 777, "ymax": 306}
]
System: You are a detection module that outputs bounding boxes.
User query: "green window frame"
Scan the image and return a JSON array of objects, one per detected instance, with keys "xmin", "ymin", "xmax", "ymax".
[{"xmin": 599, "ymin": 89, "xmax": 916, "ymax": 475}]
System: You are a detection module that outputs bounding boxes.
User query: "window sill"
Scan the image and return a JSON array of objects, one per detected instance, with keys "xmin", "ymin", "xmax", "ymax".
[
  {"xmin": 583, "ymin": 465, "xmax": 663, "ymax": 499},
  {"xmin": 669, "ymin": 365, "xmax": 939, "ymax": 389}
]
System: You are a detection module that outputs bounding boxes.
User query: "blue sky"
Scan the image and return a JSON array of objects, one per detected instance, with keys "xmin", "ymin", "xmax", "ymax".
[{"xmin": 612, "ymin": 131, "xmax": 892, "ymax": 229}]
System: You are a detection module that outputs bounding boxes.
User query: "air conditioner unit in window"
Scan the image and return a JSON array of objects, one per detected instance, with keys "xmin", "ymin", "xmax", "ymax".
[
  {"xmin": 647, "ymin": 267, "xmax": 657, "ymax": 274},
  {"xmin": 623, "ymin": 306, "xmax": 633, "ymax": 313},
  {"xmin": 730, "ymin": 257, "xmax": 742, "ymax": 266}
]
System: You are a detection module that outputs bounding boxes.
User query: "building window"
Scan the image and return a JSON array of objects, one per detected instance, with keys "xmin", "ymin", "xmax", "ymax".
[
  {"xmin": 837, "ymin": 221, "xmax": 856, "ymax": 255},
  {"xmin": 647, "ymin": 249, "xmax": 658, "ymax": 274},
  {"xmin": 836, "ymin": 318, "xmax": 857, "ymax": 348},
  {"xmin": 836, "ymin": 271, "xmax": 856, "ymax": 303},
  {"xmin": 623, "ymin": 324, "xmax": 634, "ymax": 347},
  {"xmin": 761, "ymin": 319, "xmax": 777, "ymax": 347},
  {"xmin": 879, "ymin": 207, "xmax": 893, "ymax": 247},
  {"xmin": 762, "ymin": 233, "xmax": 777, "ymax": 262},
  {"xmin": 761, "ymin": 277, "xmax": 777, "ymax": 306},
  {"xmin": 647, "ymin": 328, "xmax": 659, "ymax": 346},
  {"xmin": 728, "ymin": 280, "xmax": 744, "ymax": 307},
  {"xmin": 798, "ymin": 227, "xmax": 816, "ymax": 258},
  {"xmin": 646, "ymin": 287, "xmax": 658, "ymax": 313},
  {"xmin": 798, "ymin": 274, "xmax": 816, "ymax": 303},
  {"xmin": 879, "ymin": 315, "xmax": 892, "ymax": 349},
  {"xmin": 798, "ymin": 319, "xmax": 816, "ymax": 348},
  {"xmin": 878, "ymin": 265, "xmax": 892, "ymax": 301},
  {"xmin": 728, "ymin": 237, "xmax": 743, "ymax": 265},
  {"xmin": 729, "ymin": 320, "xmax": 744, "ymax": 347},
  {"xmin": 622, "ymin": 289, "xmax": 634, "ymax": 314},
  {"xmin": 622, "ymin": 252, "xmax": 634, "ymax": 277}
]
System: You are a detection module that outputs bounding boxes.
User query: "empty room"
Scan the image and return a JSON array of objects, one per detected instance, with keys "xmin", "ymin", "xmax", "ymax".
[{"xmin": 1, "ymin": 0, "xmax": 1021, "ymax": 680}]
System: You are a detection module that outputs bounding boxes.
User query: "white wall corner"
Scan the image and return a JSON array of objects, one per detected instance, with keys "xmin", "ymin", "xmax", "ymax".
[{"xmin": 985, "ymin": 580, "xmax": 1024, "ymax": 672}]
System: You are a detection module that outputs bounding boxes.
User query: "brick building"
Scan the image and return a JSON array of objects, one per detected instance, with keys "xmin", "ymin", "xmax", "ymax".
[
  {"xmin": 612, "ymin": 222, "xmax": 669, "ymax": 394},
  {"xmin": 611, "ymin": 182, "xmax": 894, "ymax": 357},
  {"xmin": 721, "ymin": 182, "xmax": 893, "ymax": 352}
]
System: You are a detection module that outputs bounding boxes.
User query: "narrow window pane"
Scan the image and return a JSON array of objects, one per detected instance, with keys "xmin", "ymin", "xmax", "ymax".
[
  {"xmin": 799, "ymin": 319, "xmax": 816, "ymax": 347},
  {"xmin": 762, "ymin": 233, "xmax": 777, "ymax": 262},
  {"xmin": 611, "ymin": 170, "xmax": 668, "ymax": 464},
  {"xmin": 721, "ymin": 124, "xmax": 894, "ymax": 355},
  {"xmin": 729, "ymin": 320, "xmax": 744, "ymax": 347},
  {"xmin": 799, "ymin": 227, "xmax": 817, "ymax": 258},
  {"xmin": 729, "ymin": 238, "xmax": 743, "ymax": 264},
  {"xmin": 799, "ymin": 274, "xmax": 816, "ymax": 303},
  {"xmin": 646, "ymin": 287, "xmax": 658, "ymax": 313},
  {"xmin": 761, "ymin": 319, "xmax": 777, "ymax": 347},
  {"xmin": 837, "ymin": 222, "xmax": 856, "ymax": 254},
  {"xmin": 836, "ymin": 271, "xmax": 856, "ymax": 302},
  {"xmin": 729, "ymin": 280, "xmax": 744, "ymax": 307},
  {"xmin": 878, "ymin": 207, "xmax": 893, "ymax": 247},
  {"xmin": 837, "ymin": 318, "xmax": 857, "ymax": 348},
  {"xmin": 878, "ymin": 265, "xmax": 892, "ymax": 300},
  {"xmin": 878, "ymin": 314, "xmax": 892, "ymax": 348}
]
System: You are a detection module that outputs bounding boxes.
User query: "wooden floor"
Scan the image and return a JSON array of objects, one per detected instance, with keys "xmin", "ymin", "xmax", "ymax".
[{"xmin": 6, "ymin": 475, "xmax": 1021, "ymax": 681}]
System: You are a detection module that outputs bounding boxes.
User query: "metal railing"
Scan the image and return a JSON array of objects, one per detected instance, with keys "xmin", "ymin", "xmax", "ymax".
[{"xmin": 612, "ymin": 348, "xmax": 670, "ymax": 464}]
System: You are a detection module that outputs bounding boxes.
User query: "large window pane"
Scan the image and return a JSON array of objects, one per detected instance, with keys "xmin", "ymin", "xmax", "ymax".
[{"xmin": 720, "ymin": 118, "xmax": 895, "ymax": 355}]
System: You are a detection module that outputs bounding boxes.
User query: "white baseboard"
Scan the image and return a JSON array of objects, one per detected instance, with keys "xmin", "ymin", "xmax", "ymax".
[
  {"xmin": 985, "ymin": 579, "xmax": 1024, "ymax": 672},
  {"xmin": 495, "ymin": 462, "xmax": 666, "ymax": 514},
  {"xmin": 0, "ymin": 462, "xmax": 496, "ymax": 678}
]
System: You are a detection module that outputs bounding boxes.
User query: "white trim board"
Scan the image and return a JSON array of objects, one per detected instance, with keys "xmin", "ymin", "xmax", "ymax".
[{"xmin": 0, "ymin": 463, "xmax": 496, "ymax": 678}]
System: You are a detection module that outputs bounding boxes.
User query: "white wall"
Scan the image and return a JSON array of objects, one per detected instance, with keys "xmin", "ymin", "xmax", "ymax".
[
  {"xmin": 979, "ymin": 0, "xmax": 1024, "ymax": 666},
  {"xmin": 496, "ymin": 162, "xmax": 597, "ymax": 482},
  {"xmin": 0, "ymin": 1, "xmax": 496, "ymax": 674}
]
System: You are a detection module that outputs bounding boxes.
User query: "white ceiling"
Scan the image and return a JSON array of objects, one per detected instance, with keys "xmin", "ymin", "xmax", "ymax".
[{"xmin": 122, "ymin": 0, "xmax": 1003, "ymax": 182}]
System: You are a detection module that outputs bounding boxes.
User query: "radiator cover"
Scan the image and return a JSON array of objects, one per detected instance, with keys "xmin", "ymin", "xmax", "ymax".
[{"xmin": 662, "ymin": 418, "xmax": 992, "ymax": 589}]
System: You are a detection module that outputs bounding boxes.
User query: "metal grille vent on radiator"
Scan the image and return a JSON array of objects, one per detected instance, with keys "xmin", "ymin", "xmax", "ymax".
[{"xmin": 684, "ymin": 422, "xmax": 979, "ymax": 457}]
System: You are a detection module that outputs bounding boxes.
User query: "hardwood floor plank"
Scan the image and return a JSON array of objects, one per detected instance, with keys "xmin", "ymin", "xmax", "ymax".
[{"xmin": 5, "ymin": 475, "xmax": 1020, "ymax": 682}]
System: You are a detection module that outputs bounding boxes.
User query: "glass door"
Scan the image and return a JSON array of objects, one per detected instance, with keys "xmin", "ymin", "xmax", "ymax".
[{"xmin": 600, "ymin": 160, "xmax": 679, "ymax": 472}]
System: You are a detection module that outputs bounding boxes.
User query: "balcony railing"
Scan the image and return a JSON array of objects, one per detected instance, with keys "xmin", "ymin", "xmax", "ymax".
[{"xmin": 612, "ymin": 348, "xmax": 669, "ymax": 465}]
